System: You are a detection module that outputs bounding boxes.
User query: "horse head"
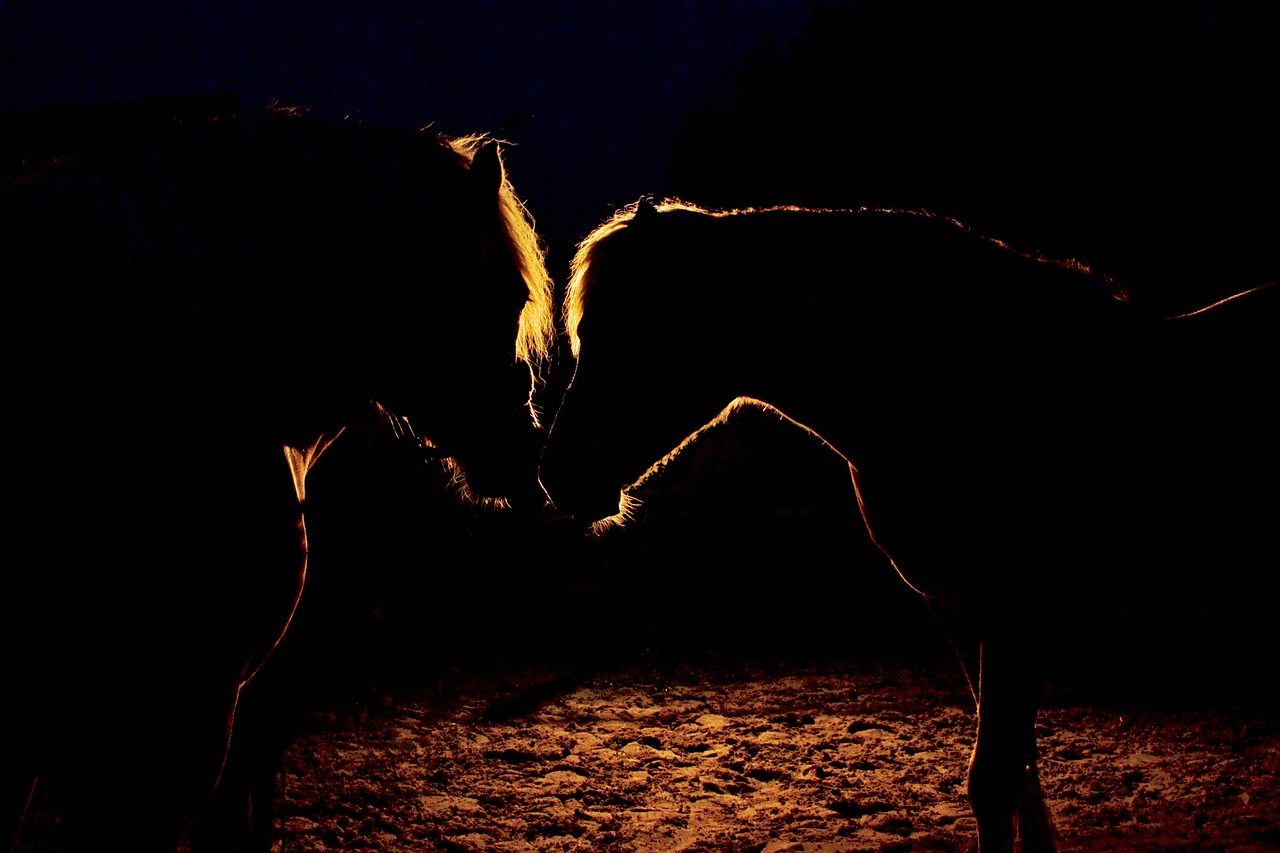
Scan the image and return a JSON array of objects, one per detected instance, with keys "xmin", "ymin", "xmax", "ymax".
[
  {"xmin": 181, "ymin": 112, "xmax": 557, "ymax": 508},
  {"xmin": 538, "ymin": 197, "xmax": 746, "ymax": 523},
  {"xmin": 332, "ymin": 131, "xmax": 556, "ymax": 508}
]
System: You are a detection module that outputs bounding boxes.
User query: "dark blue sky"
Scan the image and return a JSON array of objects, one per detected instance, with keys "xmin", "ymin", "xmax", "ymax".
[
  {"xmin": 7, "ymin": 0, "xmax": 1277, "ymax": 282},
  {"xmin": 2, "ymin": 1, "xmax": 813, "ymax": 242}
]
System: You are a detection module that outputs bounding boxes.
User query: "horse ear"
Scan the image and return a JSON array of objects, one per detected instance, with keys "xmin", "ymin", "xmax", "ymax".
[
  {"xmin": 635, "ymin": 195, "xmax": 658, "ymax": 221},
  {"xmin": 470, "ymin": 140, "xmax": 506, "ymax": 197}
]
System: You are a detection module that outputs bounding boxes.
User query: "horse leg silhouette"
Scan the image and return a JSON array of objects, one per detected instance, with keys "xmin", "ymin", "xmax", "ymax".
[
  {"xmin": 969, "ymin": 629, "xmax": 1056, "ymax": 853},
  {"xmin": 851, "ymin": 458, "xmax": 1057, "ymax": 853},
  {"xmin": 1018, "ymin": 747, "xmax": 1056, "ymax": 851}
]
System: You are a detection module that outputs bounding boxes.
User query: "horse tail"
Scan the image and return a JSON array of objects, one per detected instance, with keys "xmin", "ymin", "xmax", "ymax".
[{"xmin": 1164, "ymin": 279, "xmax": 1277, "ymax": 320}]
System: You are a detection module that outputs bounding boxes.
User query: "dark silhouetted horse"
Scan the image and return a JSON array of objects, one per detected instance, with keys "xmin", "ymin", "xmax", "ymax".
[
  {"xmin": 537, "ymin": 197, "xmax": 1278, "ymax": 852},
  {"xmin": 2, "ymin": 102, "xmax": 555, "ymax": 853}
]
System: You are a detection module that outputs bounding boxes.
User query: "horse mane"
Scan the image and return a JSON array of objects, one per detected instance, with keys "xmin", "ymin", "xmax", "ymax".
[
  {"xmin": 446, "ymin": 133, "xmax": 555, "ymax": 371},
  {"xmin": 564, "ymin": 196, "xmax": 1130, "ymax": 357}
]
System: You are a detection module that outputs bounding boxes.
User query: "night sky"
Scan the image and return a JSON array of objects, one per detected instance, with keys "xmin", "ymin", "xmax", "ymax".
[
  {"xmin": 2, "ymin": 1, "xmax": 812, "ymax": 244},
  {"xmin": 4, "ymin": 1, "xmax": 1276, "ymax": 294}
]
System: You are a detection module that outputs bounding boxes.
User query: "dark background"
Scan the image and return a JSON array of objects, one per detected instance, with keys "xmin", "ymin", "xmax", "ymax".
[
  {"xmin": 5, "ymin": 0, "xmax": 1277, "ymax": 309},
  {"xmin": 6, "ymin": 9, "xmax": 1276, "ymax": 851},
  {"xmin": 4, "ymin": 0, "xmax": 1276, "ymax": 693},
  {"xmin": 2, "ymin": 1, "xmax": 809, "ymax": 246}
]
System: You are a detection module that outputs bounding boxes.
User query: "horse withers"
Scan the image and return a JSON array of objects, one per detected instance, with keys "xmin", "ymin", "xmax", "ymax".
[
  {"xmin": 536, "ymin": 196, "xmax": 1278, "ymax": 852},
  {"xmin": 2, "ymin": 101, "xmax": 555, "ymax": 853}
]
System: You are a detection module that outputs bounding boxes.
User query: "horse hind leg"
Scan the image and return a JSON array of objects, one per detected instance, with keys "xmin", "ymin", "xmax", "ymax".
[
  {"xmin": 1016, "ymin": 751, "xmax": 1056, "ymax": 851},
  {"xmin": 967, "ymin": 635, "xmax": 1057, "ymax": 853}
]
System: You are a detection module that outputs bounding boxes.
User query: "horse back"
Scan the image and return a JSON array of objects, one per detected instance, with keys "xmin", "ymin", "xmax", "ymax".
[{"xmin": 791, "ymin": 215, "xmax": 1274, "ymax": 614}]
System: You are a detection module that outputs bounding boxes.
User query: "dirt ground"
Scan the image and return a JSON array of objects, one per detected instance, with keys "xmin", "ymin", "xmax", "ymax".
[{"xmin": 275, "ymin": 647, "xmax": 1280, "ymax": 853}]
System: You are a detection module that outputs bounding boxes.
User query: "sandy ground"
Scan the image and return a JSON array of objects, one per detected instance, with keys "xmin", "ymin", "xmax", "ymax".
[{"xmin": 275, "ymin": 649, "xmax": 1280, "ymax": 853}]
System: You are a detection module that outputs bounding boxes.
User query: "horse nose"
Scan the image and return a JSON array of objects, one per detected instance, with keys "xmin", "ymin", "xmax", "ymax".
[
  {"xmin": 501, "ymin": 460, "xmax": 553, "ymax": 511},
  {"xmin": 534, "ymin": 443, "xmax": 570, "ymax": 511},
  {"xmin": 535, "ymin": 468, "xmax": 561, "ymax": 513},
  {"xmin": 535, "ymin": 460, "xmax": 623, "ymax": 525},
  {"xmin": 457, "ymin": 429, "xmax": 544, "ymax": 506}
]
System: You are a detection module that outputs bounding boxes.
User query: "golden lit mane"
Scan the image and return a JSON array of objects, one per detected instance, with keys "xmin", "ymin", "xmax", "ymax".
[
  {"xmin": 448, "ymin": 133, "xmax": 555, "ymax": 371},
  {"xmin": 564, "ymin": 197, "xmax": 1123, "ymax": 358}
]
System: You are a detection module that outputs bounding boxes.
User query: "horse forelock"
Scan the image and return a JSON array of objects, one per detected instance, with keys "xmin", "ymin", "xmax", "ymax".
[{"xmin": 446, "ymin": 133, "xmax": 555, "ymax": 372}]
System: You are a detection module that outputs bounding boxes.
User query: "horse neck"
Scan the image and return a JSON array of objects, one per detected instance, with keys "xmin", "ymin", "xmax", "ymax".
[{"xmin": 721, "ymin": 300, "xmax": 867, "ymax": 463}]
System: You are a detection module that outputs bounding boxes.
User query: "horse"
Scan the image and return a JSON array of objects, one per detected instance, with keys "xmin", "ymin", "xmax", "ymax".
[
  {"xmin": 536, "ymin": 196, "xmax": 1278, "ymax": 852},
  {"xmin": 1, "ymin": 101, "xmax": 555, "ymax": 853}
]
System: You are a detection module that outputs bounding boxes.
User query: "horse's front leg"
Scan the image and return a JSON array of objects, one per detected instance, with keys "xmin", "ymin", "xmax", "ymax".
[{"xmin": 968, "ymin": 633, "xmax": 1056, "ymax": 852}]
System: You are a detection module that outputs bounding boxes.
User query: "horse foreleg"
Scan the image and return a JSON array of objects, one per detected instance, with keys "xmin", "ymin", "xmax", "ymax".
[{"xmin": 968, "ymin": 634, "xmax": 1056, "ymax": 853}]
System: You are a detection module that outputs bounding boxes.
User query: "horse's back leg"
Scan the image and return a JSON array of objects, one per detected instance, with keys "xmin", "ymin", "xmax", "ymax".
[
  {"xmin": 968, "ymin": 633, "xmax": 1057, "ymax": 853},
  {"xmin": 1017, "ymin": 748, "xmax": 1055, "ymax": 851}
]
